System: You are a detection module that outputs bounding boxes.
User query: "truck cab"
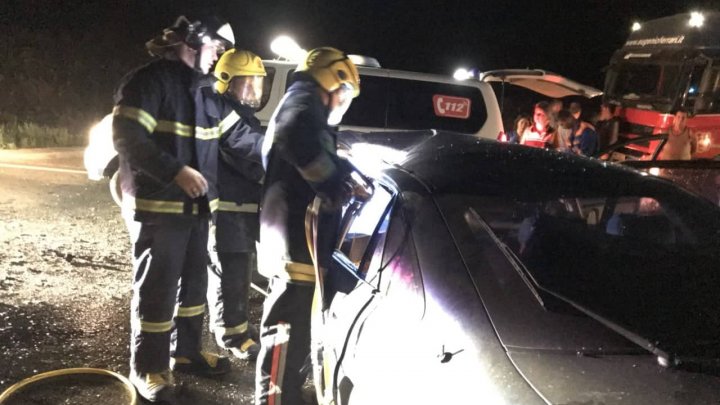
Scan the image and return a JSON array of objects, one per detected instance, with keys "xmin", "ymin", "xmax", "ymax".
[{"xmin": 604, "ymin": 11, "xmax": 720, "ymax": 160}]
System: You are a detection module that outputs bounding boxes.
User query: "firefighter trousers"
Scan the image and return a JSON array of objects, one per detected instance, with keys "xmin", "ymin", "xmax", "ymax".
[
  {"xmin": 129, "ymin": 216, "xmax": 209, "ymax": 373},
  {"xmin": 255, "ymin": 278, "xmax": 313, "ymax": 405},
  {"xmin": 207, "ymin": 251, "xmax": 254, "ymax": 348}
]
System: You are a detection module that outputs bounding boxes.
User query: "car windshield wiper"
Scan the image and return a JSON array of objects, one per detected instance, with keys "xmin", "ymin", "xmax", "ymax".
[
  {"xmin": 466, "ymin": 211, "xmax": 657, "ymax": 352},
  {"xmin": 534, "ymin": 286, "xmax": 720, "ymax": 374},
  {"xmin": 465, "ymin": 209, "xmax": 720, "ymax": 373},
  {"xmin": 538, "ymin": 287, "xmax": 675, "ymax": 362},
  {"xmin": 466, "ymin": 209, "xmax": 546, "ymax": 309}
]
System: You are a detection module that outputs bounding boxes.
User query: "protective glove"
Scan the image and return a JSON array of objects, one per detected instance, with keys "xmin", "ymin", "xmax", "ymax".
[{"xmin": 317, "ymin": 181, "xmax": 353, "ymax": 212}]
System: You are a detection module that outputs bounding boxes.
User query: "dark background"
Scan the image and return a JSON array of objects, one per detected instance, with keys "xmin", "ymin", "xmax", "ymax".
[{"xmin": 0, "ymin": 0, "xmax": 717, "ymax": 132}]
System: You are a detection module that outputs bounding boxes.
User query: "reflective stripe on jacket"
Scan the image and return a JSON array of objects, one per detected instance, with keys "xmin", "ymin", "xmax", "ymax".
[
  {"xmin": 259, "ymin": 78, "xmax": 351, "ymax": 280},
  {"xmin": 195, "ymin": 83, "xmax": 265, "ymax": 213},
  {"xmin": 112, "ymin": 59, "xmax": 231, "ymax": 220},
  {"xmin": 218, "ymin": 103, "xmax": 265, "ymax": 210}
]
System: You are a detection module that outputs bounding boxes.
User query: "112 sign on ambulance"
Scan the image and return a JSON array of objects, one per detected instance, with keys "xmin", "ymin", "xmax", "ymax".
[
  {"xmin": 256, "ymin": 58, "xmax": 501, "ymax": 138},
  {"xmin": 433, "ymin": 94, "xmax": 472, "ymax": 119}
]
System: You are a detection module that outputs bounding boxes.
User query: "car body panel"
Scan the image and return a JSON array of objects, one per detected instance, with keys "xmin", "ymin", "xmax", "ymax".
[
  {"xmin": 438, "ymin": 194, "xmax": 641, "ymax": 353},
  {"xmin": 400, "ymin": 134, "xmax": 638, "ymax": 197},
  {"xmin": 314, "ymin": 131, "xmax": 720, "ymax": 404},
  {"xmin": 619, "ymin": 159, "xmax": 720, "ymax": 205},
  {"xmin": 319, "ymin": 182, "xmax": 544, "ymax": 404},
  {"xmin": 509, "ymin": 351, "xmax": 720, "ymax": 405}
]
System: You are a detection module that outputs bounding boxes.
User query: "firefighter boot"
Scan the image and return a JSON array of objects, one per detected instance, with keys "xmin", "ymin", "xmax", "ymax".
[
  {"xmin": 129, "ymin": 369, "xmax": 174, "ymax": 403},
  {"xmin": 228, "ymin": 337, "xmax": 261, "ymax": 361},
  {"xmin": 171, "ymin": 351, "xmax": 231, "ymax": 376}
]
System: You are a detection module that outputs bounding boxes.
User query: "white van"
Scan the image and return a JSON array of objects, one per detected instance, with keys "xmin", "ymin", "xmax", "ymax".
[
  {"xmin": 85, "ymin": 60, "xmax": 601, "ymax": 181},
  {"xmin": 255, "ymin": 59, "xmax": 503, "ymax": 139},
  {"xmin": 85, "ymin": 58, "xmax": 504, "ymax": 182},
  {"xmin": 253, "ymin": 61, "xmax": 602, "ymax": 142}
]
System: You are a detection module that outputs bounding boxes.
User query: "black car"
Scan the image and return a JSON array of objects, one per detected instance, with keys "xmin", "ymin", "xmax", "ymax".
[{"xmin": 310, "ymin": 132, "xmax": 720, "ymax": 405}]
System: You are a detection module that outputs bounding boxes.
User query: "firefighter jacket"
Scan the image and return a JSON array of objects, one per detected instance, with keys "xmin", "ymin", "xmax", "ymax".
[
  {"xmin": 218, "ymin": 103, "xmax": 265, "ymax": 212},
  {"xmin": 113, "ymin": 58, "xmax": 231, "ymax": 221},
  {"xmin": 195, "ymin": 80, "xmax": 265, "ymax": 212},
  {"xmin": 259, "ymin": 77, "xmax": 352, "ymax": 282}
]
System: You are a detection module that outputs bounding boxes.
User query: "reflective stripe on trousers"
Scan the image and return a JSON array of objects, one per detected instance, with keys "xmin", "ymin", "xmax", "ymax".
[
  {"xmin": 129, "ymin": 216, "xmax": 209, "ymax": 373},
  {"xmin": 255, "ymin": 279, "xmax": 313, "ymax": 405},
  {"xmin": 207, "ymin": 251, "xmax": 254, "ymax": 348}
]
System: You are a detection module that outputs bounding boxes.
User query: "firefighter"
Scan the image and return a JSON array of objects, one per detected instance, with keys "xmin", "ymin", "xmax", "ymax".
[
  {"xmin": 205, "ymin": 49, "xmax": 266, "ymax": 361},
  {"xmin": 255, "ymin": 47, "xmax": 361, "ymax": 405},
  {"xmin": 112, "ymin": 15, "xmax": 235, "ymax": 402}
]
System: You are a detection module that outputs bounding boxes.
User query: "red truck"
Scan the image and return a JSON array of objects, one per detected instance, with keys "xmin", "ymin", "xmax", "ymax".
[{"xmin": 604, "ymin": 11, "xmax": 720, "ymax": 160}]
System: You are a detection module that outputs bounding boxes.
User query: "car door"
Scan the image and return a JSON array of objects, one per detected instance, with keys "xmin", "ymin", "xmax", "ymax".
[
  {"xmin": 321, "ymin": 189, "xmax": 431, "ymax": 404},
  {"xmin": 313, "ymin": 181, "xmax": 396, "ymax": 403}
]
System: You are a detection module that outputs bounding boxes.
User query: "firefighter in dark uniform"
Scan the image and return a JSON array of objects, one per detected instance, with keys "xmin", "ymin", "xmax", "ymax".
[
  {"xmin": 112, "ymin": 15, "xmax": 235, "ymax": 402},
  {"xmin": 256, "ymin": 47, "xmax": 361, "ymax": 405},
  {"xmin": 205, "ymin": 49, "xmax": 266, "ymax": 361}
]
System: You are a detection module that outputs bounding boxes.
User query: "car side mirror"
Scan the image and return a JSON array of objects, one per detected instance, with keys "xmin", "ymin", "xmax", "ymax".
[
  {"xmin": 321, "ymin": 250, "xmax": 372, "ymax": 309},
  {"xmin": 326, "ymin": 250, "xmax": 366, "ymax": 295}
]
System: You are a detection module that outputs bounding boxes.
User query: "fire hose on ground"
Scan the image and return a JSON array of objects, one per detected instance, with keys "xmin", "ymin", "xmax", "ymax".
[{"xmin": 0, "ymin": 367, "xmax": 137, "ymax": 405}]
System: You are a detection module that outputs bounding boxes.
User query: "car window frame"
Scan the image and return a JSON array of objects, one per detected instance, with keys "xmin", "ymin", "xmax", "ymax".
[
  {"xmin": 257, "ymin": 67, "xmax": 276, "ymax": 112},
  {"xmin": 335, "ymin": 182, "xmax": 398, "ymax": 290}
]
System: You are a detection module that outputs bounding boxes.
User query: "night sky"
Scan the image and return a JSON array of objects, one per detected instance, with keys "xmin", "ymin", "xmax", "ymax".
[{"xmin": 3, "ymin": 0, "xmax": 719, "ymax": 95}]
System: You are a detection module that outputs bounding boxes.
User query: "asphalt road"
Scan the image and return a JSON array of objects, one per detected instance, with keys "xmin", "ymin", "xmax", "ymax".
[{"xmin": 0, "ymin": 148, "xmax": 260, "ymax": 404}]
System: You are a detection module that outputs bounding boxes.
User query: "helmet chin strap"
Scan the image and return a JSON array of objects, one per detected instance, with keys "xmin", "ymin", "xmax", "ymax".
[
  {"xmin": 193, "ymin": 48, "xmax": 204, "ymax": 73},
  {"xmin": 177, "ymin": 44, "xmax": 204, "ymax": 73},
  {"xmin": 182, "ymin": 44, "xmax": 204, "ymax": 73}
]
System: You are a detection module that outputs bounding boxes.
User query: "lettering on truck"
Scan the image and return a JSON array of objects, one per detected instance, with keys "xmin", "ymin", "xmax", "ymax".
[{"xmin": 603, "ymin": 11, "xmax": 720, "ymax": 159}]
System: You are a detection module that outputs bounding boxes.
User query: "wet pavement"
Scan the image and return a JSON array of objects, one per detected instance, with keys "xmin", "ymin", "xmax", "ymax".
[{"xmin": 0, "ymin": 148, "xmax": 261, "ymax": 404}]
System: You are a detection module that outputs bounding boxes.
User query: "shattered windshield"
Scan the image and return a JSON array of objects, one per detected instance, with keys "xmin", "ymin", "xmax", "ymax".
[
  {"xmin": 605, "ymin": 62, "xmax": 683, "ymax": 109},
  {"xmin": 456, "ymin": 186, "xmax": 720, "ymax": 359}
]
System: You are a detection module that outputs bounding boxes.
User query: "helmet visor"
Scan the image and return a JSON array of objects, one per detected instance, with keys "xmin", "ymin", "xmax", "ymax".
[
  {"xmin": 230, "ymin": 75, "xmax": 264, "ymax": 109},
  {"xmin": 328, "ymin": 83, "xmax": 355, "ymax": 126}
]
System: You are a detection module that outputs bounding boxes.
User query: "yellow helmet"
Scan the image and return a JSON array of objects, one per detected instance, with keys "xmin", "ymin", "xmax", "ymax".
[
  {"xmin": 297, "ymin": 47, "xmax": 360, "ymax": 97},
  {"xmin": 213, "ymin": 49, "xmax": 266, "ymax": 94}
]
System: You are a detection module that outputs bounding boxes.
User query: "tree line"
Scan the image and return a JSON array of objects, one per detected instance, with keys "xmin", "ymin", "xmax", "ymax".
[{"xmin": 1, "ymin": 24, "xmax": 148, "ymax": 139}]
